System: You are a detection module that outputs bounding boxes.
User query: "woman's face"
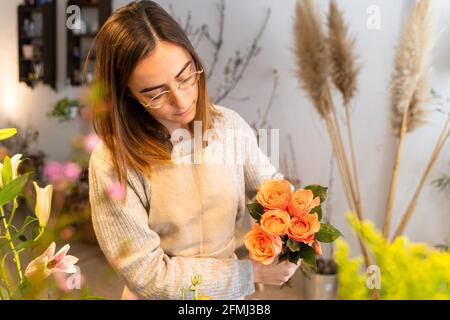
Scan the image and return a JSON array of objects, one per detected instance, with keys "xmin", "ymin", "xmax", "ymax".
[{"xmin": 127, "ymin": 42, "xmax": 199, "ymax": 134}]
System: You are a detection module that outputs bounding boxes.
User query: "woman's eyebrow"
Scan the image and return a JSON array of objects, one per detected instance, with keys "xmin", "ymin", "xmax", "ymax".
[{"xmin": 139, "ymin": 61, "xmax": 193, "ymax": 93}]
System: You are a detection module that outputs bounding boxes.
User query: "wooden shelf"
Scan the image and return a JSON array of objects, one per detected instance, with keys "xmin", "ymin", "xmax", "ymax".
[
  {"xmin": 19, "ymin": 35, "xmax": 43, "ymax": 40},
  {"xmin": 19, "ymin": 58, "xmax": 43, "ymax": 62},
  {"xmin": 18, "ymin": 2, "xmax": 56, "ymax": 90},
  {"xmin": 71, "ymin": 32, "xmax": 97, "ymax": 38},
  {"xmin": 66, "ymin": 0, "xmax": 111, "ymax": 86},
  {"xmin": 18, "ymin": 5, "xmax": 43, "ymax": 13}
]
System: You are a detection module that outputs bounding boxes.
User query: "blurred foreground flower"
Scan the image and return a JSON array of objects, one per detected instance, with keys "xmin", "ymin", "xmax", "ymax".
[
  {"xmin": 44, "ymin": 161, "xmax": 82, "ymax": 191},
  {"xmin": 336, "ymin": 212, "xmax": 450, "ymax": 299},
  {"xmin": 84, "ymin": 134, "xmax": 100, "ymax": 154},
  {"xmin": 63, "ymin": 162, "xmax": 82, "ymax": 181},
  {"xmin": 180, "ymin": 275, "xmax": 213, "ymax": 300},
  {"xmin": 106, "ymin": 181, "xmax": 126, "ymax": 201}
]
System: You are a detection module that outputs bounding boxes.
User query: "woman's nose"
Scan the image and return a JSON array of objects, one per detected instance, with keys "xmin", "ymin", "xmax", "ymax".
[{"xmin": 170, "ymin": 87, "xmax": 191, "ymax": 110}]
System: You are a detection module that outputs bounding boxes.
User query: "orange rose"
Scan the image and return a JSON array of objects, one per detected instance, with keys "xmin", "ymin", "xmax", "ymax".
[
  {"xmin": 256, "ymin": 179, "xmax": 292, "ymax": 210},
  {"xmin": 260, "ymin": 209, "xmax": 291, "ymax": 237},
  {"xmin": 288, "ymin": 189, "xmax": 321, "ymax": 218},
  {"xmin": 287, "ymin": 213, "xmax": 320, "ymax": 244},
  {"xmin": 245, "ymin": 224, "xmax": 282, "ymax": 265}
]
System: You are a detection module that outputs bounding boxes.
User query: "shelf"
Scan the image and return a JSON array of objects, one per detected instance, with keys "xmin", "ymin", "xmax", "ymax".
[
  {"xmin": 71, "ymin": 32, "xmax": 98, "ymax": 38},
  {"xmin": 66, "ymin": 0, "xmax": 111, "ymax": 87},
  {"xmin": 18, "ymin": 6, "xmax": 43, "ymax": 13},
  {"xmin": 18, "ymin": 1, "xmax": 56, "ymax": 90},
  {"xmin": 19, "ymin": 35, "xmax": 43, "ymax": 40},
  {"xmin": 19, "ymin": 58, "xmax": 43, "ymax": 62}
]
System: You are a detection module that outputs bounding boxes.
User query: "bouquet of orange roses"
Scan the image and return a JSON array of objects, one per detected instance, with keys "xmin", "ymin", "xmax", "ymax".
[{"xmin": 245, "ymin": 179, "xmax": 341, "ymax": 269}]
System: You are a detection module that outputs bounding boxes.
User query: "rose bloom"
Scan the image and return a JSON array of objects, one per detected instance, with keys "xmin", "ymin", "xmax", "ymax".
[
  {"xmin": 287, "ymin": 213, "xmax": 321, "ymax": 244},
  {"xmin": 288, "ymin": 188, "xmax": 321, "ymax": 218},
  {"xmin": 256, "ymin": 179, "xmax": 292, "ymax": 210},
  {"xmin": 245, "ymin": 224, "xmax": 282, "ymax": 265},
  {"xmin": 260, "ymin": 209, "xmax": 291, "ymax": 237}
]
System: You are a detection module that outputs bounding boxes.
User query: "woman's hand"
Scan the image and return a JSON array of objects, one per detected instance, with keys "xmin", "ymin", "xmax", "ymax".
[{"xmin": 250, "ymin": 259, "xmax": 302, "ymax": 286}]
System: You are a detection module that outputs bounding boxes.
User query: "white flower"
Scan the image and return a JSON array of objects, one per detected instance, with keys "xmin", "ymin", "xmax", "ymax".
[
  {"xmin": 0, "ymin": 154, "xmax": 23, "ymax": 188},
  {"xmin": 33, "ymin": 182, "xmax": 53, "ymax": 228},
  {"xmin": 25, "ymin": 242, "xmax": 79, "ymax": 282}
]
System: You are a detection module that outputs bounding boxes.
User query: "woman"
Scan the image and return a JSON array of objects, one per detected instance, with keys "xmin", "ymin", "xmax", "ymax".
[{"xmin": 88, "ymin": 0, "xmax": 300, "ymax": 300}]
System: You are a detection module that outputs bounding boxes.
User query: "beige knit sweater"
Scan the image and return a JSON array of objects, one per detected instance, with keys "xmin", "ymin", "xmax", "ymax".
[{"xmin": 88, "ymin": 105, "xmax": 283, "ymax": 300}]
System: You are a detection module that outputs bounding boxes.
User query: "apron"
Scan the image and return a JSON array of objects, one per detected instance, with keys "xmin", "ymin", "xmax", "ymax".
[{"xmin": 122, "ymin": 134, "xmax": 242, "ymax": 299}]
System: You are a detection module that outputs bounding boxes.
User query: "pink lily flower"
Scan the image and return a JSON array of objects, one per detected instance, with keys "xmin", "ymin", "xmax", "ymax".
[
  {"xmin": 25, "ymin": 242, "xmax": 79, "ymax": 282},
  {"xmin": 63, "ymin": 162, "xmax": 82, "ymax": 182},
  {"xmin": 43, "ymin": 161, "xmax": 64, "ymax": 183}
]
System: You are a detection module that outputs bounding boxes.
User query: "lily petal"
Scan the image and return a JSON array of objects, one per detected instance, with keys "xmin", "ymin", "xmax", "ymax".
[
  {"xmin": 33, "ymin": 182, "xmax": 53, "ymax": 227},
  {"xmin": 25, "ymin": 251, "xmax": 51, "ymax": 281},
  {"xmin": 10, "ymin": 154, "xmax": 23, "ymax": 180}
]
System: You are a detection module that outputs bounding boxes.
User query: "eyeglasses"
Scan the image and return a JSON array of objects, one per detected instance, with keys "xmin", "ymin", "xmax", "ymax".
[{"xmin": 141, "ymin": 68, "xmax": 204, "ymax": 110}]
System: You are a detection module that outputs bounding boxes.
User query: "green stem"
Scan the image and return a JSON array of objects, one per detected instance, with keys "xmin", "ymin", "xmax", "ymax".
[
  {"xmin": 7, "ymin": 199, "xmax": 18, "ymax": 226},
  {"xmin": 0, "ymin": 206, "xmax": 24, "ymax": 284},
  {"xmin": 33, "ymin": 227, "xmax": 45, "ymax": 242},
  {"xmin": 0, "ymin": 253, "xmax": 12, "ymax": 297},
  {"xmin": 194, "ymin": 286, "xmax": 198, "ymax": 300}
]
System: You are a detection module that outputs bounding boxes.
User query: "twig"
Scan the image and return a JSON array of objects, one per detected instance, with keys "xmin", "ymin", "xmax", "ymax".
[
  {"xmin": 327, "ymin": 152, "xmax": 335, "ymax": 259},
  {"xmin": 324, "ymin": 115, "xmax": 371, "ymax": 266},
  {"xmin": 344, "ymin": 101, "xmax": 363, "ymax": 218},
  {"xmin": 213, "ymin": 8, "xmax": 271, "ymax": 104},
  {"xmin": 383, "ymin": 90, "xmax": 417, "ymax": 238},
  {"xmin": 393, "ymin": 115, "xmax": 450, "ymax": 238},
  {"xmin": 204, "ymin": 0, "xmax": 225, "ymax": 79},
  {"xmin": 251, "ymin": 69, "xmax": 279, "ymax": 130}
]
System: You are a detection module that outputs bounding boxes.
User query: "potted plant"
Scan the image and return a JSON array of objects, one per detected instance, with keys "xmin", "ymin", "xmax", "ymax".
[
  {"xmin": 302, "ymin": 242, "xmax": 338, "ymax": 300},
  {"xmin": 47, "ymin": 98, "xmax": 84, "ymax": 122}
]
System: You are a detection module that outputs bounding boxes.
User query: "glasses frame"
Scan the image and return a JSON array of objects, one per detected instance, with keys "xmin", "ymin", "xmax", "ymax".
[{"xmin": 141, "ymin": 68, "xmax": 204, "ymax": 110}]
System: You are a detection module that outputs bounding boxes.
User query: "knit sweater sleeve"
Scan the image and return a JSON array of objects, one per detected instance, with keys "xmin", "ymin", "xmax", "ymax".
[{"xmin": 88, "ymin": 144, "xmax": 255, "ymax": 300}]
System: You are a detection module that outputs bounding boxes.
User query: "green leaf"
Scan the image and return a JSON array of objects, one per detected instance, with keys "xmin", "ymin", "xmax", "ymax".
[
  {"xmin": 310, "ymin": 205, "xmax": 323, "ymax": 221},
  {"xmin": 15, "ymin": 240, "xmax": 37, "ymax": 252},
  {"xmin": 304, "ymin": 185, "xmax": 328, "ymax": 203},
  {"xmin": 12, "ymin": 279, "xmax": 30, "ymax": 299},
  {"xmin": 299, "ymin": 243, "xmax": 316, "ymax": 269},
  {"xmin": 278, "ymin": 252, "xmax": 289, "ymax": 263},
  {"xmin": 286, "ymin": 238, "xmax": 301, "ymax": 252},
  {"xmin": 0, "ymin": 172, "xmax": 32, "ymax": 207},
  {"xmin": 2, "ymin": 156, "xmax": 12, "ymax": 186},
  {"xmin": 315, "ymin": 223, "xmax": 342, "ymax": 243},
  {"xmin": 10, "ymin": 216, "xmax": 38, "ymax": 242},
  {"xmin": 0, "ymin": 128, "xmax": 17, "ymax": 141},
  {"xmin": 32, "ymin": 225, "xmax": 40, "ymax": 241},
  {"xmin": 246, "ymin": 202, "xmax": 264, "ymax": 223},
  {"xmin": 288, "ymin": 249, "xmax": 302, "ymax": 264}
]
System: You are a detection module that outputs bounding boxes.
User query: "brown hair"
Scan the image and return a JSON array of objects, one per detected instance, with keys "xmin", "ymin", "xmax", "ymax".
[{"xmin": 86, "ymin": 0, "xmax": 221, "ymax": 195}]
